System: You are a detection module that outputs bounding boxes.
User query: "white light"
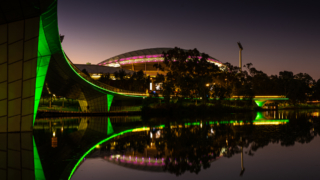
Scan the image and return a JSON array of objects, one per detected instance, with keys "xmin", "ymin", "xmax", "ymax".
[
  {"xmin": 156, "ymin": 131, "xmax": 161, "ymax": 138},
  {"xmin": 150, "ymin": 132, "xmax": 153, "ymax": 138},
  {"xmin": 150, "ymin": 83, "xmax": 152, "ymax": 90},
  {"xmin": 91, "ymin": 74, "xmax": 101, "ymax": 78},
  {"xmin": 211, "ymin": 129, "xmax": 214, "ymax": 134}
]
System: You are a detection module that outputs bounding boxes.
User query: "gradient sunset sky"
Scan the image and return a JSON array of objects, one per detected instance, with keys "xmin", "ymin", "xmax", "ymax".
[{"xmin": 57, "ymin": 0, "xmax": 320, "ymax": 79}]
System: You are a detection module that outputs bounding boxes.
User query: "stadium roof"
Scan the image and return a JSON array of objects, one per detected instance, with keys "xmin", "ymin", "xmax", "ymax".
[{"xmin": 98, "ymin": 47, "xmax": 221, "ymax": 65}]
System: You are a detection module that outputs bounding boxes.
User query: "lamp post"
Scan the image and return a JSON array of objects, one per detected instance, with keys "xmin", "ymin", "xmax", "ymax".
[
  {"xmin": 237, "ymin": 42, "xmax": 243, "ymax": 71},
  {"xmin": 240, "ymin": 136, "xmax": 245, "ymax": 176}
]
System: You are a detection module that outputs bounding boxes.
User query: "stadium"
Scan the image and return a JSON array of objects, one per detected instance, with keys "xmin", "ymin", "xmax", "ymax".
[{"xmin": 98, "ymin": 48, "xmax": 225, "ymax": 77}]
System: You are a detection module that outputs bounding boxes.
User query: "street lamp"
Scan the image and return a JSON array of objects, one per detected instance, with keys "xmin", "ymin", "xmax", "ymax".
[{"xmin": 237, "ymin": 42, "xmax": 243, "ymax": 71}]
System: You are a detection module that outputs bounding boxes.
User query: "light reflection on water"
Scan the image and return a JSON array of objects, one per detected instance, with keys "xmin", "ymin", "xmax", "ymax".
[
  {"xmin": 29, "ymin": 110, "xmax": 320, "ymax": 180},
  {"xmin": 72, "ymin": 137, "xmax": 320, "ymax": 180}
]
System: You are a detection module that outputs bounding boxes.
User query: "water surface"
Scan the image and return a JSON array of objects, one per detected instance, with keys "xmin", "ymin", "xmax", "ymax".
[{"xmin": 30, "ymin": 110, "xmax": 320, "ymax": 180}]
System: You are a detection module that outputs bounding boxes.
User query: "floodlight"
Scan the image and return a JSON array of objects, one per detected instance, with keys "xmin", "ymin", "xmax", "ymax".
[{"xmin": 237, "ymin": 42, "xmax": 243, "ymax": 50}]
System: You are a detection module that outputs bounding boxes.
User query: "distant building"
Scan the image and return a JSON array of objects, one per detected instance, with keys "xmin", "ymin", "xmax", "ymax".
[
  {"xmin": 74, "ymin": 64, "xmax": 135, "ymax": 80},
  {"xmin": 98, "ymin": 48, "xmax": 225, "ymax": 77},
  {"xmin": 97, "ymin": 48, "xmax": 225, "ymax": 91}
]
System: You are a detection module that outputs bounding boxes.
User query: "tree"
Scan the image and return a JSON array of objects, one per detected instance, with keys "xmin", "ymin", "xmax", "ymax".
[
  {"xmin": 81, "ymin": 69, "xmax": 90, "ymax": 77},
  {"xmin": 312, "ymin": 79, "xmax": 320, "ymax": 100},
  {"xmin": 98, "ymin": 73, "xmax": 111, "ymax": 84},
  {"xmin": 155, "ymin": 47, "xmax": 221, "ymax": 102}
]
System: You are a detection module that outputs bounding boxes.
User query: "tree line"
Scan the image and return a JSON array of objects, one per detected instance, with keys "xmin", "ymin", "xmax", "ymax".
[{"xmin": 154, "ymin": 47, "xmax": 320, "ymax": 105}]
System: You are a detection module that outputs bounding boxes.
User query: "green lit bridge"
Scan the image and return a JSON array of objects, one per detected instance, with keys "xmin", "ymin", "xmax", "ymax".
[
  {"xmin": 0, "ymin": 0, "xmax": 289, "ymax": 135},
  {"xmin": 231, "ymin": 96, "xmax": 289, "ymax": 107}
]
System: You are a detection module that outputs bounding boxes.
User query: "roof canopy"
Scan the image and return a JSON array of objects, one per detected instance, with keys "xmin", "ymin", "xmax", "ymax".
[{"xmin": 99, "ymin": 47, "xmax": 220, "ymax": 65}]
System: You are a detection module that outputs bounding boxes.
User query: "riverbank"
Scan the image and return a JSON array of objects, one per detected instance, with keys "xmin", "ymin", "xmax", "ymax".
[
  {"xmin": 36, "ymin": 103, "xmax": 320, "ymax": 118},
  {"xmin": 36, "ymin": 110, "xmax": 141, "ymax": 118},
  {"xmin": 141, "ymin": 103, "xmax": 320, "ymax": 118},
  {"xmin": 278, "ymin": 104, "xmax": 320, "ymax": 110},
  {"xmin": 140, "ymin": 103, "xmax": 259, "ymax": 118}
]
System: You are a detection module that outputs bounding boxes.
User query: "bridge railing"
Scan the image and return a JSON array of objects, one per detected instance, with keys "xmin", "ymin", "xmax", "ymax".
[
  {"xmin": 109, "ymin": 106, "xmax": 142, "ymax": 112},
  {"xmin": 66, "ymin": 58, "xmax": 147, "ymax": 96},
  {"xmin": 232, "ymin": 95, "xmax": 287, "ymax": 99}
]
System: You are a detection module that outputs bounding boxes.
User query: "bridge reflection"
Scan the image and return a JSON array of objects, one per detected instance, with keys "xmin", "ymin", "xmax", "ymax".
[{"xmin": 1, "ymin": 111, "xmax": 319, "ymax": 180}]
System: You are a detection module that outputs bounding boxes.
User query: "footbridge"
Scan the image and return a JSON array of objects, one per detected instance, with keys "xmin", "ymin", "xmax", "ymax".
[
  {"xmin": 0, "ymin": 0, "xmax": 289, "ymax": 134},
  {"xmin": 231, "ymin": 96, "xmax": 289, "ymax": 107}
]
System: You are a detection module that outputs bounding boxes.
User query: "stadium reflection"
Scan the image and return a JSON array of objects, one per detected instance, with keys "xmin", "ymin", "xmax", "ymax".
[{"xmin": 2, "ymin": 110, "xmax": 318, "ymax": 180}]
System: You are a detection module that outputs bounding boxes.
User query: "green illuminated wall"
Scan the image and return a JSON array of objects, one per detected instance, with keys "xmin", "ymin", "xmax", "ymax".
[
  {"xmin": 33, "ymin": 137, "xmax": 46, "ymax": 180},
  {"xmin": 254, "ymin": 100, "xmax": 267, "ymax": 107},
  {"xmin": 107, "ymin": 117, "xmax": 114, "ymax": 135},
  {"xmin": 255, "ymin": 111, "xmax": 265, "ymax": 120},
  {"xmin": 107, "ymin": 94, "xmax": 113, "ymax": 112},
  {"xmin": 0, "ymin": 0, "xmax": 56, "ymax": 132},
  {"xmin": 34, "ymin": 16, "xmax": 51, "ymax": 125},
  {"xmin": 0, "ymin": 16, "xmax": 45, "ymax": 132}
]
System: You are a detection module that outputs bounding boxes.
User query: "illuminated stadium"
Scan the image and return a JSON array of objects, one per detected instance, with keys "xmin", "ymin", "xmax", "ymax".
[{"xmin": 98, "ymin": 48, "xmax": 225, "ymax": 77}]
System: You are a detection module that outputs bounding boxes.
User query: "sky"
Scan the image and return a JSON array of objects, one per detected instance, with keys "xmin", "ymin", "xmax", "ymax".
[
  {"xmin": 72, "ymin": 137, "xmax": 320, "ymax": 180},
  {"xmin": 58, "ymin": 0, "xmax": 320, "ymax": 79}
]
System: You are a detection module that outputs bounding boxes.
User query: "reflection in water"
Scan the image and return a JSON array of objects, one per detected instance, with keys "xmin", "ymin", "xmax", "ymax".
[
  {"xmin": 70, "ymin": 110, "xmax": 319, "ymax": 178},
  {"xmin": 88, "ymin": 119, "xmax": 298, "ymax": 176},
  {"xmin": 33, "ymin": 138, "xmax": 45, "ymax": 180},
  {"xmin": 1, "ymin": 110, "xmax": 319, "ymax": 180},
  {"xmin": 0, "ymin": 132, "xmax": 35, "ymax": 180}
]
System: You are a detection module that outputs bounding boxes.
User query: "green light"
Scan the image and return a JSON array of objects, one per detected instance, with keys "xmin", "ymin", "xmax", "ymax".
[
  {"xmin": 107, "ymin": 94, "xmax": 113, "ymax": 112},
  {"xmin": 34, "ymin": 1, "xmax": 145, "ymax": 126},
  {"xmin": 34, "ymin": 15, "xmax": 52, "ymax": 125},
  {"xmin": 68, "ymin": 118, "xmax": 292, "ymax": 180},
  {"xmin": 37, "ymin": 0, "xmax": 291, "ymax": 123},
  {"xmin": 252, "ymin": 119, "xmax": 289, "ymax": 123},
  {"xmin": 255, "ymin": 100, "xmax": 266, "ymax": 107},
  {"xmin": 107, "ymin": 117, "xmax": 114, "ymax": 135},
  {"xmin": 33, "ymin": 137, "xmax": 46, "ymax": 180},
  {"xmin": 67, "ymin": 125, "xmax": 165, "ymax": 180},
  {"xmin": 255, "ymin": 112, "xmax": 265, "ymax": 120},
  {"xmin": 185, "ymin": 122, "xmax": 200, "ymax": 126}
]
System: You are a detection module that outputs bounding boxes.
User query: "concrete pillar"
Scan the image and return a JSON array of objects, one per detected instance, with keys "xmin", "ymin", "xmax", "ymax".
[{"xmin": 78, "ymin": 92, "xmax": 113, "ymax": 112}]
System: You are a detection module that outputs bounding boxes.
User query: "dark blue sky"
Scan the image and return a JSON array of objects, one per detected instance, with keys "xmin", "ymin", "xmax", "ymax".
[{"xmin": 58, "ymin": 0, "xmax": 320, "ymax": 79}]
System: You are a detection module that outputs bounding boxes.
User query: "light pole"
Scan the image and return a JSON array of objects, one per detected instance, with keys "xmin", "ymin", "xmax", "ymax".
[
  {"xmin": 237, "ymin": 42, "xmax": 243, "ymax": 71},
  {"xmin": 240, "ymin": 136, "xmax": 245, "ymax": 176}
]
